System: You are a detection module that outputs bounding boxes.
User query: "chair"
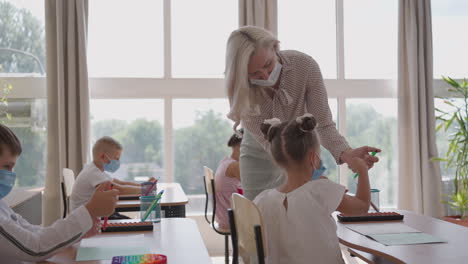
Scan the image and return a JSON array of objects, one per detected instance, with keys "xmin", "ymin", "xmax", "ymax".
[
  {"xmin": 61, "ymin": 168, "xmax": 75, "ymax": 218},
  {"xmin": 203, "ymin": 166, "xmax": 231, "ymax": 264},
  {"xmin": 229, "ymin": 193, "xmax": 266, "ymax": 264}
]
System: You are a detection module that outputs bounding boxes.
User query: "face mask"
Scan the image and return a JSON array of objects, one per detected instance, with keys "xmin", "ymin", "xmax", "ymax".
[
  {"xmin": 311, "ymin": 160, "xmax": 326, "ymax": 180},
  {"xmin": 0, "ymin": 170, "xmax": 16, "ymax": 199},
  {"xmin": 250, "ymin": 62, "xmax": 282, "ymax": 87},
  {"xmin": 103, "ymin": 155, "xmax": 120, "ymax": 173}
]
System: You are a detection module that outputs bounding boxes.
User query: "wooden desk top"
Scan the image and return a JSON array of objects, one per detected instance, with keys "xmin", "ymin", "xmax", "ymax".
[
  {"xmin": 4, "ymin": 187, "xmax": 44, "ymax": 208},
  {"xmin": 39, "ymin": 218, "xmax": 211, "ymax": 264},
  {"xmin": 335, "ymin": 210, "xmax": 468, "ymax": 264},
  {"xmin": 117, "ymin": 183, "xmax": 188, "ymax": 208}
]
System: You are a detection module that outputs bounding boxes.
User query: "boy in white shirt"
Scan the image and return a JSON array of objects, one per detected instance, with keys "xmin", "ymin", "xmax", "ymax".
[
  {"xmin": 70, "ymin": 136, "xmax": 154, "ymax": 212},
  {"xmin": 0, "ymin": 124, "xmax": 119, "ymax": 263},
  {"xmin": 254, "ymin": 114, "xmax": 371, "ymax": 264}
]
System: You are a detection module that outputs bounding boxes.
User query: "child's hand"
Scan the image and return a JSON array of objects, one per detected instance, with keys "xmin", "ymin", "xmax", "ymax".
[
  {"xmin": 85, "ymin": 181, "xmax": 119, "ymax": 219},
  {"xmin": 347, "ymin": 157, "xmax": 367, "ymax": 175},
  {"xmin": 148, "ymin": 177, "xmax": 157, "ymax": 182}
]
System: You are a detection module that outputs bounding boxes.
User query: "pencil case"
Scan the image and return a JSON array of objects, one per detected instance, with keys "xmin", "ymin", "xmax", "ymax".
[{"xmin": 337, "ymin": 212, "xmax": 404, "ymax": 222}]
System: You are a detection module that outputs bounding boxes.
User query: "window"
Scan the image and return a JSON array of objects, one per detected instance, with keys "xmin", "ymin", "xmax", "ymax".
[
  {"xmin": 2, "ymin": 99, "xmax": 47, "ymax": 187},
  {"xmin": 172, "ymin": 99, "xmax": 232, "ymax": 214},
  {"xmin": 322, "ymin": 99, "xmax": 338, "ymax": 182},
  {"xmin": 345, "ymin": 99, "xmax": 398, "ymax": 208},
  {"xmin": 90, "ymin": 99, "xmax": 165, "ymax": 182},
  {"xmin": 88, "ymin": 0, "xmax": 164, "ymax": 77},
  {"xmin": 344, "ymin": 0, "xmax": 397, "ymax": 79},
  {"xmin": 278, "ymin": 0, "xmax": 337, "ymax": 79},
  {"xmin": 432, "ymin": 0, "xmax": 468, "ymax": 78},
  {"xmin": 0, "ymin": 0, "xmax": 46, "ymax": 75},
  {"xmin": 171, "ymin": 0, "xmax": 237, "ymax": 77}
]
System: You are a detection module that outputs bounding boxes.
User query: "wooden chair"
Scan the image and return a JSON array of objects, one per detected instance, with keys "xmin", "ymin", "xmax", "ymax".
[
  {"xmin": 61, "ymin": 168, "xmax": 75, "ymax": 218},
  {"xmin": 229, "ymin": 193, "xmax": 266, "ymax": 264},
  {"xmin": 203, "ymin": 166, "xmax": 231, "ymax": 264}
]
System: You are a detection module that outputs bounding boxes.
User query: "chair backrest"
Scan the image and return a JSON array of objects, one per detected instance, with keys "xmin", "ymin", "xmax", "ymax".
[
  {"xmin": 203, "ymin": 166, "xmax": 214, "ymax": 195},
  {"xmin": 62, "ymin": 168, "xmax": 75, "ymax": 198},
  {"xmin": 231, "ymin": 193, "xmax": 267, "ymax": 259}
]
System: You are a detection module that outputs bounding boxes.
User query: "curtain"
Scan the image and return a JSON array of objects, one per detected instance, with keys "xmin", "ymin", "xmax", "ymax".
[
  {"xmin": 43, "ymin": 0, "xmax": 90, "ymax": 226},
  {"xmin": 398, "ymin": 0, "xmax": 443, "ymax": 217},
  {"xmin": 239, "ymin": 0, "xmax": 278, "ymax": 35}
]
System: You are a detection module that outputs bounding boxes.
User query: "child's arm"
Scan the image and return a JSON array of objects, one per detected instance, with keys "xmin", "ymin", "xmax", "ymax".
[
  {"xmin": 0, "ymin": 182, "xmax": 118, "ymax": 262},
  {"xmin": 226, "ymin": 162, "xmax": 241, "ymax": 181},
  {"xmin": 108, "ymin": 182, "xmax": 141, "ymax": 195},
  {"xmin": 336, "ymin": 158, "xmax": 370, "ymax": 215},
  {"xmin": 112, "ymin": 178, "xmax": 140, "ymax": 187}
]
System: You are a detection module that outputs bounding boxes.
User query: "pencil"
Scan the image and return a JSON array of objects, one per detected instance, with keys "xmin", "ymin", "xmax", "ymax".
[{"xmin": 102, "ymin": 184, "xmax": 113, "ymax": 231}]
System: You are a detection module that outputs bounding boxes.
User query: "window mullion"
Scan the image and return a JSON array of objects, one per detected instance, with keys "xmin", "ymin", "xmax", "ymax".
[{"xmin": 336, "ymin": 0, "xmax": 345, "ymax": 80}]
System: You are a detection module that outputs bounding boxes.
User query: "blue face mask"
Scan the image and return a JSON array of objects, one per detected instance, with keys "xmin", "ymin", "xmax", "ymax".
[
  {"xmin": 103, "ymin": 155, "xmax": 120, "ymax": 173},
  {"xmin": 0, "ymin": 170, "xmax": 16, "ymax": 199},
  {"xmin": 311, "ymin": 160, "xmax": 326, "ymax": 180}
]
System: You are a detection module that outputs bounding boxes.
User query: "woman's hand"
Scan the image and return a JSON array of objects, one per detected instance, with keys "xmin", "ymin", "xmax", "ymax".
[{"xmin": 340, "ymin": 146, "xmax": 381, "ymax": 169}]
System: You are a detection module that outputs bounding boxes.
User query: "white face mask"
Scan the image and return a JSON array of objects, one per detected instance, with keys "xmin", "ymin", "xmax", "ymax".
[{"xmin": 249, "ymin": 62, "xmax": 282, "ymax": 87}]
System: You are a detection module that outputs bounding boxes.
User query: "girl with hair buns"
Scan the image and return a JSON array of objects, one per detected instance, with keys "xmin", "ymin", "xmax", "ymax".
[
  {"xmin": 225, "ymin": 26, "xmax": 380, "ymax": 200},
  {"xmin": 254, "ymin": 114, "xmax": 371, "ymax": 264}
]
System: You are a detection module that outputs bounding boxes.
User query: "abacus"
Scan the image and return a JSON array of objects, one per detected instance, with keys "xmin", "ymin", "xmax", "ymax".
[
  {"xmin": 101, "ymin": 220, "xmax": 154, "ymax": 232},
  {"xmin": 337, "ymin": 212, "xmax": 404, "ymax": 222}
]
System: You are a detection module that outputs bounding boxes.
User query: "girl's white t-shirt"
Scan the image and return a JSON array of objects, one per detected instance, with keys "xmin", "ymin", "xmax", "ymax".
[{"xmin": 254, "ymin": 179, "xmax": 346, "ymax": 264}]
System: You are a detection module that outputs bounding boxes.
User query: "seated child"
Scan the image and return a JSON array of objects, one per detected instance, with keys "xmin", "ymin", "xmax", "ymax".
[
  {"xmin": 0, "ymin": 124, "xmax": 119, "ymax": 262},
  {"xmin": 254, "ymin": 114, "xmax": 371, "ymax": 264},
  {"xmin": 70, "ymin": 136, "xmax": 152, "ymax": 211},
  {"xmin": 214, "ymin": 129, "xmax": 243, "ymax": 229}
]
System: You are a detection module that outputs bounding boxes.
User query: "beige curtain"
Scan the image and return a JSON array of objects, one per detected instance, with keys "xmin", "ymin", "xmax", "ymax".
[
  {"xmin": 398, "ymin": 0, "xmax": 442, "ymax": 217},
  {"xmin": 239, "ymin": 0, "xmax": 277, "ymax": 35},
  {"xmin": 43, "ymin": 0, "xmax": 90, "ymax": 226}
]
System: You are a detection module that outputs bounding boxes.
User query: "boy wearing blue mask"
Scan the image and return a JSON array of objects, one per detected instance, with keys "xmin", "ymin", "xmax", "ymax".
[
  {"xmin": 70, "ymin": 136, "xmax": 146, "ymax": 212},
  {"xmin": 0, "ymin": 124, "xmax": 119, "ymax": 262}
]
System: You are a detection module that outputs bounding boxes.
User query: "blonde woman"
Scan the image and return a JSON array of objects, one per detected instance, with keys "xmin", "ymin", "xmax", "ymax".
[{"xmin": 225, "ymin": 26, "xmax": 380, "ymax": 200}]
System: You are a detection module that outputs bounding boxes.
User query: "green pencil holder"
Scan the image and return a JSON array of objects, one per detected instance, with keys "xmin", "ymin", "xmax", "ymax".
[{"xmin": 140, "ymin": 195, "xmax": 161, "ymax": 222}]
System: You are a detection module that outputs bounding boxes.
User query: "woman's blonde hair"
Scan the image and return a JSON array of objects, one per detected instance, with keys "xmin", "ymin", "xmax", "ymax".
[{"xmin": 225, "ymin": 26, "xmax": 279, "ymax": 131}]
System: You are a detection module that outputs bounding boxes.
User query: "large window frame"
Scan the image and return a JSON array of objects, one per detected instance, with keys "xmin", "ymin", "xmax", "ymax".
[{"xmin": 4, "ymin": 0, "xmax": 458, "ymax": 205}]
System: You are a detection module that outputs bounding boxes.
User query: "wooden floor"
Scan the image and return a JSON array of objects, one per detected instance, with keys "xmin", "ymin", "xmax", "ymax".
[{"xmin": 210, "ymin": 245, "xmax": 367, "ymax": 264}]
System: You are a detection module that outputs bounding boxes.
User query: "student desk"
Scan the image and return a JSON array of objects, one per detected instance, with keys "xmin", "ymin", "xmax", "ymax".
[
  {"xmin": 39, "ymin": 218, "xmax": 211, "ymax": 264},
  {"xmin": 116, "ymin": 183, "xmax": 189, "ymax": 217},
  {"xmin": 335, "ymin": 210, "xmax": 468, "ymax": 264}
]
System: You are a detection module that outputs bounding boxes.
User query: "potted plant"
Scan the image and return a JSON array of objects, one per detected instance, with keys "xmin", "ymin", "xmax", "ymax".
[
  {"xmin": 0, "ymin": 66, "xmax": 13, "ymax": 122},
  {"xmin": 434, "ymin": 76, "xmax": 468, "ymax": 226}
]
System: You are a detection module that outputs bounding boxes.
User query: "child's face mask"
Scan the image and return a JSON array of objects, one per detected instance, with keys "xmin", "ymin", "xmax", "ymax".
[
  {"xmin": 311, "ymin": 160, "xmax": 327, "ymax": 180},
  {"xmin": 0, "ymin": 170, "xmax": 16, "ymax": 199},
  {"xmin": 310, "ymin": 153, "xmax": 326, "ymax": 180},
  {"xmin": 104, "ymin": 154, "xmax": 120, "ymax": 173}
]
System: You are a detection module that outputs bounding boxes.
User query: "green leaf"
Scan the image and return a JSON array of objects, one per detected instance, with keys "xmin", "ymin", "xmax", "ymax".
[
  {"xmin": 445, "ymin": 113, "xmax": 457, "ymax": 131},
  {"xmin": 436, "ymin": 122, "xmax": 444, "ymax": 132},
  {"xmin": 6, "ymin": 113, "xmax": 12, "ymax": 120},
  {"xmin": 443, "ymin": 76, "xmax": 460, "ymax": 88},
  {"xmin": 431, "ymin": 157, "xmax": 447, "ymax": 162}
]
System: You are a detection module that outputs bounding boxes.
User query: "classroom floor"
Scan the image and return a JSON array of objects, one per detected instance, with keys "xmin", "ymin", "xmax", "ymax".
[{"xmin": 210, "ymin": 245, "xmax": 367, "ymax": 264}]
